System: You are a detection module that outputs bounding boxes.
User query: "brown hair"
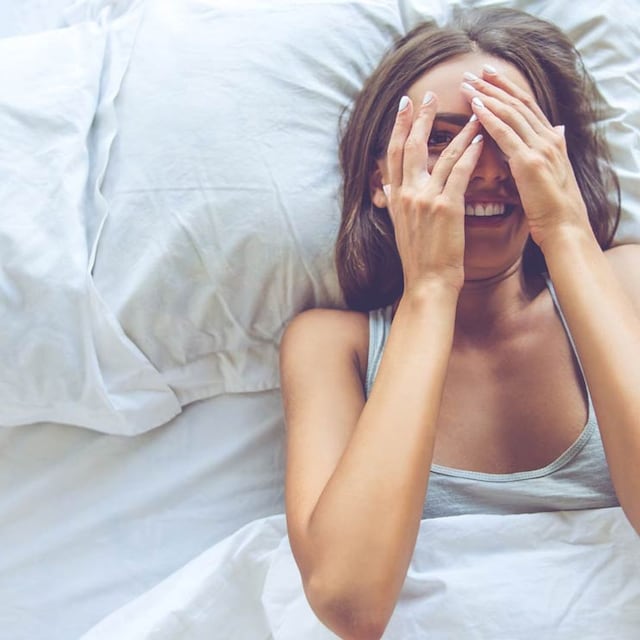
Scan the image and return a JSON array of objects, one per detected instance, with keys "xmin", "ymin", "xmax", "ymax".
[{"xmin": 336, "ymin": 6, "xmax": 620, "ymax": 311}]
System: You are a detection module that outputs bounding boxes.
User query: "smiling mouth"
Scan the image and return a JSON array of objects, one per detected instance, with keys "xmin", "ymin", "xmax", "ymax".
[{"xmin": 464, "ymin": 202, "xmax": 516, "ymax": 218}]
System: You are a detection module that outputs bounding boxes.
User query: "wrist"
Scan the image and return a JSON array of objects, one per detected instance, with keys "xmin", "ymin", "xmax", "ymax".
[
  {"xmin": 538, "ymin": 223, "xmax": 599, "ymax": 262},
  {"xmin": 401, "ymin": 277, "xmax": 461, "ymax": 311}
]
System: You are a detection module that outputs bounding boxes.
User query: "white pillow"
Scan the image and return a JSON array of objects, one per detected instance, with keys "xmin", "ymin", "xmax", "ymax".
[
  {"xmin": 92, "ymin": 0, "xmax": 640, "ymax": 408},
  {"xmin": 0, "ymin": 19, "xmax": 180, "ymax": 434},
  {"xmin": 92, "ymin": 0, "xmax": 404, "ymax": 405}
]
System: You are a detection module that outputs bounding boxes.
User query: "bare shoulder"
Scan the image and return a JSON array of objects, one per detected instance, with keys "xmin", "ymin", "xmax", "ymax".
[
  {"xmin": 280, "ymin": 308, "xmax": 371, "ymax": 544},
  {"xmin": 283, "ymin": 306, "xmax": 369, "ymax": 336},
  {"xmin": 605, "ymin": 243, "xmax": 640, "ymax": 303},
  {"xmin": 605, "ymin": 242, "xmax": 640, "ymax": 269},
  {"xmin": 280, "ymin": 307, "xmax": 370, "ymax": 380}
]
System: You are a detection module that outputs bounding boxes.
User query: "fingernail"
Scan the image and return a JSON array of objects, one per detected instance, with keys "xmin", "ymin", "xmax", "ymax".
[
  {"xmin": 483, "ymin": 64, "xmax": 498, "ymax": 75},
  {"xmin": 471, "ymin": 134, "xmax": 483, "ymax": 144},
  {"xmin": 463, "ymin": 71, "xmax": 479, "ymax": 82},
  {"xmin": 472, "ymin": 96, "xmax": 485, "ymax": 109},
  {"xmin": 398, "ymin": 95, "xmax": 410, "ymax": 112},
  {"xmin": 469, "ymin": 113, "xmax": 478, "ymax": 123},
  {"xmin": 461, "ymin": 82, "xmax": 476, "ymax": 92},
  {"xmin": 382, "ymin": 184, "xmax": 391, "ymax": 198},
  {"xmin": 422, "ymin": 91, "xmax": 434, "ymax": 105},
  {"xmin": 556, "ymin": 124, "xmax": 566, "ymax": 137}
]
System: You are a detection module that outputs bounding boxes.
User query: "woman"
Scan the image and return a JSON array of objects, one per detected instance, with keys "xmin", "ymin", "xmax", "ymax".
[{"xmin": 280, "ymin": 7, "xmax": 640, "ymax": 639}]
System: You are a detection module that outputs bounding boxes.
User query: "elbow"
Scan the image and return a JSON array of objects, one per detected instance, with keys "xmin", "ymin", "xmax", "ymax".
[
  {"xmin": 622, "ymin": 506, "xmax": 640, "ymax": 537},
  {"xmin": 304, "ymin": 572, "xmax": 394, "ymax": 640}
]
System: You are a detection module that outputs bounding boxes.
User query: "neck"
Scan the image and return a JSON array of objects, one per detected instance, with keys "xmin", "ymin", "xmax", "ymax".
[{"xmin": 454, "ymin": 259, "xmax": 543, "ymax": 344}]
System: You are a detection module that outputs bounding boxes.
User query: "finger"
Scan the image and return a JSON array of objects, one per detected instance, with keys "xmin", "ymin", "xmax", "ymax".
[
  {"xmin": 428, "ymin": 114, "xmax": 482, "ymax": 191},
  {"xmin": 403, "ymin": 91, "xmax": 438, "ymax": 184},
  {"xmin": 461, "ymin": 81, "xmax": 541, "ymax": 149},
  {"xmin": 386, "ymin": 95, "xmax": 414, "ymax": 188},
  {"xmin": 468, "ymin": 95, "xmax": 529, "ymax": 161},
  {"xmin": 476, "ymin": 64, "xmax": 554, "ymax": 132},
  {"xmin": 482, "ymin": 64, "xmax": 554, "ymax": 129},
  {"xmin": 442, "ymin": 132, "xmax": 484, "ymax": 195}
]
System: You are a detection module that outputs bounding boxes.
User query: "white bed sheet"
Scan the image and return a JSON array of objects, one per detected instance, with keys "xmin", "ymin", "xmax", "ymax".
[
  {"xmin": 0, "ymin": 391, "xmax": 284, "ymax": 640},
  {"xmin": 0, "ymin": 0, "xmax": 79, "ymax": 37},
  {"xmin": 81, "ymin": 507, "xmax": 640, "ymax": 639},
  {"xmin": 1, "ymin": 0, "xmax": 639, "ymax": 638}
]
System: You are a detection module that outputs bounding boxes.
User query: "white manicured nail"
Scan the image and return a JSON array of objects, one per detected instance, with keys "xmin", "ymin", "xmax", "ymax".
[
  {"xmin": 472, "ymin": 96, "xmax": 485, "ymax": 109},
  {"xmin": 462, "ymin": 82, "xmax": 475, "ymax": 92},
  {"xmin": 422, "ymin": 91, "xmax": 434, "ymax": 105},
  {"xmin": 463, "ymin": 71, "xmax": 479, "ymax": 82},
  {"xmin": 398, "ymin": 96, "xmax": 410, "ymax": 112},
  {"xmin": 382, "ymin": 184, "xmax": 391, "ymax": 198},
  {"xmin": 471, "ymin": 134, "xmax": 483, "ymax": 144},
  {"xmin": 469, "ymin": 114, "xmax": 478, "ymax": 123},
  {"xmin": 483, "ymin": 64, "xmax": 498, "ymax": 75}
]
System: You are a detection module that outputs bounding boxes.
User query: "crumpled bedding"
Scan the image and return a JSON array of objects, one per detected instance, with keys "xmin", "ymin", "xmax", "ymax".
[
  {"xmin": 81, "ymin": 507, "xmax": 640, "ymax": 639},
  {"xmin": 2, "ymin": 0, "xmax": 639, "ymax": 434},
  {"xmin": 0, "ymin": 0, "xmax": 182, "ymax": 435},
  {"xmin": 1, "ymin": 1, "xmax": 639, "ymax": 638}
]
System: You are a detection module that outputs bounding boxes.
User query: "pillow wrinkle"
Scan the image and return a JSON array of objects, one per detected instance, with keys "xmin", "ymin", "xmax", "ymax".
[
  {"xmin": 0, "ymin": 15, "xmax": 180, "ymax": 434},
  {"xmin": 90, "ymin": 0, "xmax": 639, "ymax": 409}
]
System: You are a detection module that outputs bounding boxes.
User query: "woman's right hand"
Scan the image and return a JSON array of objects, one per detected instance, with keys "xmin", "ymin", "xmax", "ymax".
[{"xmin": 384, "ymin": 92, "xmax": 483, "ymax": 296}]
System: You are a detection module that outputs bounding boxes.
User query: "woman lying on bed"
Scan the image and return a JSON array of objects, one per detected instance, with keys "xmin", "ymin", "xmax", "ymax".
[{"xmin": 280, "ymin": 6, "xmax": 640, "ymax": 639}]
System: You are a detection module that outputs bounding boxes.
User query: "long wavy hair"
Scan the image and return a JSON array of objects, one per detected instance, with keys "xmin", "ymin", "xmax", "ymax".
[{"xmin": 336, "ymin": 6, "xmax": 620, "ymax": 311}]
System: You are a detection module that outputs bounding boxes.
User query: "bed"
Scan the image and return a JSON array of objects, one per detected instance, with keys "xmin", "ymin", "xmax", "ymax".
[{"xmin": 1, "ymin": 0, "xmax": 638, "ymax": 638}]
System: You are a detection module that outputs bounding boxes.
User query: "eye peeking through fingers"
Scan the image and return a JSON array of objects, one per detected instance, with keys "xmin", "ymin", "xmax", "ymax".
[{"xmin": 428, "ymin": 130, "xmax": 456, "ymax": 148}]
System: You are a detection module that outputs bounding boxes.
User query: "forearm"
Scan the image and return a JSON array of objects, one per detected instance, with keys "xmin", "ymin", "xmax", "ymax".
[
  {"xmin": 304, "ymin": 282, "xmax": 458, "ymax": 633},
  {"xmin": 542, "ymin": 230, "xmax": 640, "ymax": 532}
]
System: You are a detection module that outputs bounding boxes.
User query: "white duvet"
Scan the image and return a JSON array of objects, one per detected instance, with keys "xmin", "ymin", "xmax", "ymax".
[{"xmin": 82, "ymin": 507, "xmax": 640, "ymax": 639}]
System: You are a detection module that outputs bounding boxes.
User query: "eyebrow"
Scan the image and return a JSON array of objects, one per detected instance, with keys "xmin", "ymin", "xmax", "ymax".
[{"xmin": 433, "ymin": 113, "xmax": 469, "ymax": 126}]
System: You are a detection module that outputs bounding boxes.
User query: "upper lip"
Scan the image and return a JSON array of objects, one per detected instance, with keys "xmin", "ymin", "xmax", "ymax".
[{"xmin": 464, "ymin": 196, "xmax": 519, "ymax": 205}]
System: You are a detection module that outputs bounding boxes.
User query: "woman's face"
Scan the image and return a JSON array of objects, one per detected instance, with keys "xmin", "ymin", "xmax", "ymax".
[{"xmin": 378, "ymin": 52, "xmax": 537, "ymax": 283}]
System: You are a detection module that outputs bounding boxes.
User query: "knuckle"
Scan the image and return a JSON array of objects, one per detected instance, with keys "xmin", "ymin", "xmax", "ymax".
[
  {"xmin": 524, "ymin": 151, "xmax": 547, "ymax": 171},
  {"xmin": 414, "ymin": 192, "xmax": 431, "ymax": 209},
  {"xmin": 492, "ymin": 121, "xmax": 510, "ymax": 139},
  {"xmin": 399, "ymin": 190, "xmax": 415, "ymax": 208},
  {"xmin": 520, "ymin": 92, "xmax": 536, "ymax": 109},
  {"xmin": 431, "ymin": 197, "xmax": 450, "ymax": 215},
  {"xmin": 387, "ymin": 143, "xmax": 402, "ymax": 160},
  {"xmin": 450, "ymin": 154, "xmax": 473, "ymax": 173},
  {"xmin": 507, "ymin": 97, "xmax": 521, "ymax": 110},
  {"xmin": 539, "ymin": 140, "xmax": 557, "ymax": 162},
  {"xmin": 438, "ymin": 144, "xmax": 460, "ymax": 163},
  {"xmin": 552, "ymin": 129, "xmax": 566, "ymax": 147},
  {"xmin": 404, "ymin": 136, "xmax": 424, "ymax": 153}
]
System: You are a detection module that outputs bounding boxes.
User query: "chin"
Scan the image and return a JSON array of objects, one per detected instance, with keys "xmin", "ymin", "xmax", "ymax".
[{"xmin": 462, "ymin": 257, "xmax": 525, "ymax": 284}]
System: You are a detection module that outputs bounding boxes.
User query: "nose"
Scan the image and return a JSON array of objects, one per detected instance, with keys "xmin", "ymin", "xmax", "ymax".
[{"xmin": 470, "ymin": 134, "xmax": 509, "ymax": 185}]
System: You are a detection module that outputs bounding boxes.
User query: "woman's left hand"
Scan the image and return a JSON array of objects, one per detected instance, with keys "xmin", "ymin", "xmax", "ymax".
[{"xmin": 461, "ymin": 67, "xmax": 592, "ymax": 251}]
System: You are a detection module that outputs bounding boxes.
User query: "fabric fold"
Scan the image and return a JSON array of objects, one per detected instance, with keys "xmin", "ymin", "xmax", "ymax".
[{"xmin": 80, "ymin": 508, "xmax": 640, "ymax": 639}]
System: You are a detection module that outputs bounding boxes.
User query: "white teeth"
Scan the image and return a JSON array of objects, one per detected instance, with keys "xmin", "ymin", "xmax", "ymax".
[{"xmin": 465, "ymin": 203, "xmax": 506, "ymax": 217}]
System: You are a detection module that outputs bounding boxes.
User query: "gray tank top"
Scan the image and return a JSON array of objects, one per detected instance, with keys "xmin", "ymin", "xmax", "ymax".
[{"xmin": 365, "ymin": 278, "xmax": 619, "ymax": 519}]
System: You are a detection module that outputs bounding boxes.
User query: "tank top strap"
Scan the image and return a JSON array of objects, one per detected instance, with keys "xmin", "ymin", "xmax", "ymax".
[
  {"xmin": 365, "ymin": 305, "xmax": 393, "ymax": 398},
  {"xmin": 366, "ymin": 278, "xmax": 591, "ymax": 401},
  {"xmin": 543, "ymin": 273, "xmax": 591, "ymax": 398}
]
